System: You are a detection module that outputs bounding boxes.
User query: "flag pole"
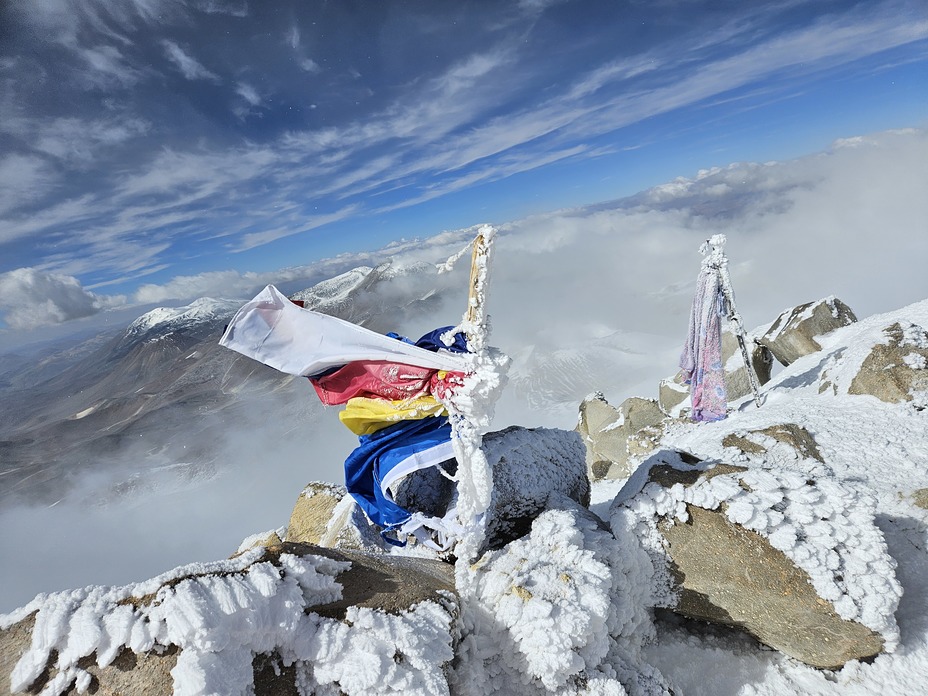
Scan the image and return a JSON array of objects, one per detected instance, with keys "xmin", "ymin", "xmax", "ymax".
[{"xmin": 438, "ymin": 225, "xmax": 508, "ymax": 560}]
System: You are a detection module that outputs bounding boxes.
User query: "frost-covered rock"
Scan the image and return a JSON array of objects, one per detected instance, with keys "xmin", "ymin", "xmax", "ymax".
[
  {"xmin": 759, "ymin": 296, "xmax": 857, "ymax": 366},
  {"xmin": 284, "ymin": 482, "xmax": 390, "ymax": 553},
  {"xmin": 453, "ymin": 498, "xmax": 671, "ymax": 696},
  {"xmin": 847, "ymin": 322, "xmax": 928, "ymax": 404},
  {"xmin": 482, "ymin": 426, "xmax": 590, "ymax": 550},
  {"xmin": 577, "ymin": 393, "xmax": 665, "ymax": 481},
  {"xmin": 0, "ymin": 543, "xmax": 457, "ymax": 696},
  {"xmin": 611, "ymin": 452, "xmax": 900, "ymax": 669},
  {"xmin": 234, "ymin": 528, "xmax": 285, "ymax": 556}
]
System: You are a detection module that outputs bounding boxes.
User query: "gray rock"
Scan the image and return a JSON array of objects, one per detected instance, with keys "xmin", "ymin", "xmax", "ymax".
[
  {"xmin": 234, "ymin": 529, "xmax": 285, "ymax": 557},
  {"xmin": 0, "ymin": 611, "xmax": 180, "ymax": 696},
  {"xmin": 482, "ymin": 425, "xmax": 590, "ymax": 550},
  {"xmin": 759, "ymin": 297, "xmax": 857, "ymax": 366},
  {"xmin": 286, "ymin": 482, "xmax": 388, "ymax": 553},
  {"xmin": 848, "ymin": 322, "xmax": 928, "ymax": 403},
  {"xmin": 577, "ymin": 393, "xmax": 665, "ymax": 480},
  {"xmin": 614, "ymin": 459, "xmax": 888, "ymax": 669},
  {"xmin": 911, "ymin": 488, "xmax": 928, "ymax": 510}
]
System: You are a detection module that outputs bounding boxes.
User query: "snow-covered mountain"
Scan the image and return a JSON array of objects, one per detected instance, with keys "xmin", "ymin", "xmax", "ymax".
[{"xmin": 0, "ymin": 260, "xmax": 463, "ymax": 511}]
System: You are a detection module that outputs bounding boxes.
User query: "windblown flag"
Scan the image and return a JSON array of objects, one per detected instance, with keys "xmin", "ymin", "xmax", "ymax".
[
  {"xmin": 220, "ymin": 284, "xmax": 471, "ymax": 549},
  {"xmin": 219, "ymin": 285, "xmax": 470, "ymax": 377}
]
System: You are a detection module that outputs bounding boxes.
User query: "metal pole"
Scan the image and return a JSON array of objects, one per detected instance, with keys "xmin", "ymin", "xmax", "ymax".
[{"xmin": 702, "ymin": 235, "xmax": 763, "ymax": 408}]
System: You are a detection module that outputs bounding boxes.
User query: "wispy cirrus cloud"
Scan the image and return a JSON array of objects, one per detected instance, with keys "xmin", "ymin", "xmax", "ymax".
[
  {"xmin": 161, "ymin": 40, "xmax": 221, "ymax": 81},
  {"xmin": 0, "ymin": 0, "xmax": 925, "ymax": 305}
]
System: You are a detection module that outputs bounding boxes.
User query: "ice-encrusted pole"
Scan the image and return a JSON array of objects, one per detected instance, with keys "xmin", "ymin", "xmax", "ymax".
[
  {"xmin": 437, "ymin": 224, "xmax": 509, "ymax": 561},
  {"xmin": 702, "ymin": 234, "xmax": 763, "ymax": 408}
]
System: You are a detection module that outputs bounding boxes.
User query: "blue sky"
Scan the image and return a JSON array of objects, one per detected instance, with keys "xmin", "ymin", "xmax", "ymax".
[{"xmin": 0, "ymin": 0, "xmax": 926, "ymax": 333}]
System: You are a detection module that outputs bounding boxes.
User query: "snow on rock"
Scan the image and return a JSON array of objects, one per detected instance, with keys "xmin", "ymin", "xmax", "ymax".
[
  {"xmin": 295, "ymin": 600, "xmax": 456, "ymax": 695},
  {"xmin": 292, "ymin": 266, "xmax": 373, "ymax": 303},
  {"xmin": 1, "ymin": 546, "xmax": 459, "ymax": 696},
  {"xmin": 758, "ymin": 296, "xmax": 857, "ymax": 366},
  {"xmin": 845, "ymin": 321, "xmax": 928, "ymax": 404},
  {"xmin": 452, "ymin": 500, "xmax": 669, "ymax": 695},
  {"xmin": 286, "ymin": 481, "xmax": 351, "ymax": 547},
  {"xmin": 481, "ymin": 426, "xmax": 590, "ymax": 552},
  {"xmin": 613, "ymin": 456, "xmax": 900, "ymax": 655},
  {"xmin": 577, "ymin": 393, "xmax": 665, "ymax": 482}
]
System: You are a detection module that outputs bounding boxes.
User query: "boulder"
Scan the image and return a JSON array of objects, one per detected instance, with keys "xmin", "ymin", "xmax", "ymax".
[
  {"xmin": 482, "ymin": 426, "xmax": 590, "ymax": 551},
  {"xmin": 759, "ymin": 297, "xmax": 857, "ymax": 366},
  {"xmin": 285, "ymin": 482, "xmax": 388, "ymax": 553},
  {"xmin": 658, "ymin": 372, "xmax": 689, "ymax": 417},
  {"xmin": 721, "ymin": 328, "xmax": 773, "ymax": 401},
  {"xmin": 611, "ymin": 453, "xmax": 900, "ymax": 669},
  {"xmin": 458, "ymin": 498, "xmax": 671, "ymax": 696},
  {"xmin": 0, "ymin": 543, "xmax": 457, "ymax": 696},
  {"xmin": 233, "ymin": 529, "xmax": 285, "ymax": 557},
  {"xmin": 286, "ymin": 481, "xmax": 346, "ymax": 545},
  {"xmin": 848, "ymin": 322, "xmax": 928, "ymax": 404},
  {"xmin": 577, "ymin": 393, "xmax": 665, "ymax": 480}
]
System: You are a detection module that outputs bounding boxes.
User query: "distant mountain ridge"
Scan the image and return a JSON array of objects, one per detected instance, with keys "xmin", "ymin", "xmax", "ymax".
[{"xmin": 0, "ymin": 261, "xmax": 453, "ymax": 509}]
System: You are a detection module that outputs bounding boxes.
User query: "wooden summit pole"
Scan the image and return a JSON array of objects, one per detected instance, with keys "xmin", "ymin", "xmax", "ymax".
[
  {"xmin": 463, "ymin": 226, "xmax": 493, "ymax": 351},
  {"xmin": 441, "ymin": 224, "xmax": 502, "ymax": 560}
]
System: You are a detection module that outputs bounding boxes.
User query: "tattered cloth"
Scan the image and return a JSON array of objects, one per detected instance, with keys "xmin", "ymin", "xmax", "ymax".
[
  {"xmin": 680, "ymin": 267, "xmax": 728, "ymax": 421},
  {"xmin": 344, "ymin": 415, "xmax": 462, "ymax": 549},
  {"xmin": 219, "ymin": 284, "xmax": 471, "ymax": 376}
]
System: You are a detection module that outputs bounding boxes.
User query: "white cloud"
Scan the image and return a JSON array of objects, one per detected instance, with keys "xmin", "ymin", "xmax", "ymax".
[
  {"xmin": 32, "ymin": 116, "xmax": 151, "ymax": 164},
  {"xmin": 191, "ymin": 0, "xmax": 249, "ymax": 17},
  {"xmin": 161, "ymin": 40, "xmax": 221, "ymax": 81},
  {"xmin": 77, "ymin": 44, "xmax": 144, "ymax": 88},
  {"xmin": 232, "ymin": 204, "xmax": 362, "ymax": 251},
  {"xmin": 133, "ymin": 270, "xmax": 261, "ymax": 303},
  {"xmin": 0, "ymin": 269, "xmax": 107, "ymax": 329},
  {"xmin": 517, "ymin": 0, "xmax": 570, "ymax": 13},
  {"xmin": 235, "ymin": 82, "xmax": 262, "ymax": 106},
  {"xmin": 300, "ymin": 58, "xmax": 321, "ymax": 73},
  {"xmin": 286, "ymin": 24, "xmax": 300, "ymax": 49}
]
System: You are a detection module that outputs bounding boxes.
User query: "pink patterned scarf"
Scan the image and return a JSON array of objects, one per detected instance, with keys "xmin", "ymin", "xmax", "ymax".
[{"xmin": 680, "ymin": 268, "xmax": 727, "ymax": 421}]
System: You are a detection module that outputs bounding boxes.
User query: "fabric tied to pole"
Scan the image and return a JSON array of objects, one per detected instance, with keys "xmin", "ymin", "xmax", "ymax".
[
  {"xmin": 343, "ymin": 416, "xmax": 459, "ymax": 548},
  {"xmin": 680, "ymin": 267, "xmax": 728, "ymax": 422},
  {"xmin": 311, "ymin": 360, "xmax": 467, "ymax": 406},
  {"xmin": 219, "ymin": 284, "xmax": 471, "ymax": 549},
  {"xmin": 339, "ymin": 395, "xmax": 447, "ymax": 436}
]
